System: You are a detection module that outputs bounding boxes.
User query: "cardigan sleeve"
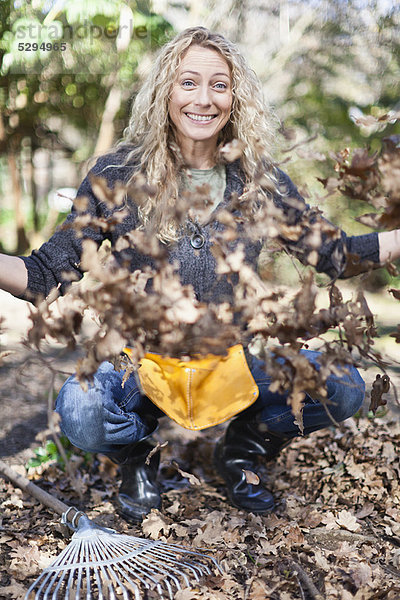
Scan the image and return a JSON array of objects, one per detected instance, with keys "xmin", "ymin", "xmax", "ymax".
[
  {"xmin": 18, "ymin": 153, "xmax": 132, "ymax": 302},
  {"xmin": 274, "ymin": 169, "xmax": 380, "ymax": 279}
]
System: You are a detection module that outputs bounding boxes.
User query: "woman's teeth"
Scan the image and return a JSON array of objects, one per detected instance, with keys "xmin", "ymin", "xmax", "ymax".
[{"xmin": 186, "ymin": 113, "xmax": 216, "ymax": 122}]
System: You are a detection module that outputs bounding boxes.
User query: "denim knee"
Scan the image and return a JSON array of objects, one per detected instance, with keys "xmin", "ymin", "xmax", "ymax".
[
  {"xmin": 55, "ymin": 376, "xmax": 109, "ymax": 453},
  {"xmin": 327, "ymin": 365, "xmax": 365, "ymax": 422}
]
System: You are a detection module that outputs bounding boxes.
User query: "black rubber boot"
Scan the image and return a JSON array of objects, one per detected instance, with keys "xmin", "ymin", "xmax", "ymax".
[
  {"xmin": 213, "ymin": 418, "xmax": 292, "ymax": 514},
  {"xmin": 108, "ymin": 419, "xmax": 162, "ymax": 523}
]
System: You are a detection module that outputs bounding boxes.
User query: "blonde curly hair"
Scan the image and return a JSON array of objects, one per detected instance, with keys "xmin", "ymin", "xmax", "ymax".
[{"xmin": 118, "ymin": 26, "xmax": 277, "ymax": 242}]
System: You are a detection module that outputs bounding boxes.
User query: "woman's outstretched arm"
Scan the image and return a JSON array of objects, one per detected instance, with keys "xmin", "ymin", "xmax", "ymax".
[
  {"xmin": 0, "ymin": 254, "xmax": 28, "ymax": 297},
  {"xmin": 378, "ymin": 230, "xmax": 400, "ymax": 263}
]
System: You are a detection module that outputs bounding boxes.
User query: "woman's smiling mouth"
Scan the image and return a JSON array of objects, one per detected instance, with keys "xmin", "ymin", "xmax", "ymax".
[{"xmin": 185, "ymin": 112, "xmax": 218, "ymax": 122}]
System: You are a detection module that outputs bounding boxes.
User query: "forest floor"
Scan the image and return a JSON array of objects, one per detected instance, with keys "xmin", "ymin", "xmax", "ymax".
[{"xmin": 1, "ymin": 288, "xmax": 400, "ymax": 600}]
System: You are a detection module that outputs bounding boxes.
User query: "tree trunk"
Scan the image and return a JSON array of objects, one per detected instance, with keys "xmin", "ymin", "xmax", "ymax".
[
  {"xmin": 0, "ymin": 109, "xmax": 5, "ymax": 142},
  {"xmin": 7, "ymin": 149, "xmax": 30, "ymax": 254},
  {"xmin": 22, "ymin": 138, "xmax": 39, "ymax": 232},
  {"xmin": 93, "ymin": 85, "xmax": 122, "ymax": 155}
]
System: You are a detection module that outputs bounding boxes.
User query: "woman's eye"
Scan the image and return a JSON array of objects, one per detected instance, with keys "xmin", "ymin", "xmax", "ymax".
[
  {"xmin": 214, "ymin": 82, "xmax": 227, "ymax": 89},
  {"xmin": 182, "ymin": 80, "xmax": 195, "ymax": 87}
]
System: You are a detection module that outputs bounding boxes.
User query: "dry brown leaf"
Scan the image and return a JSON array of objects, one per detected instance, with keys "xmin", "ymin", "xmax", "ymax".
[
  {"xmin": 141, "ymin": 511, "xmax": 170, "ymax": 540},
  {"xmin": 171, "ymin": 461, "xmax": 202, "ymax": 486},
  {"xmin": 369, "ymin": 373, "xmax": 390, "ymax": 414},
  {"xmin": 97, "ymin": 455, "xmax": 119, "ymax": 481},
  {"xmin": 219, "ymin": 139, "xmax": 245, "ymax": 162},
  {"xmin": 381, "ymin": 440, "xmax": 396, "ymax": 462},
  {"xmin": 9, "ymin": 544, "xmax": 42, "ymax": 578},
  {"xmin": 90, "ymin": 488, "xmax": 109, "ymax": 505},
  {"xmin": 242, "ymin": 469, "xmax": 260, "ymax": 485},
  {"xmin": 191, "ymin": 511, "xmax": 226, "ymax": 547},
  {"xmin": 1, "ymin": 494, "xmax": 24, "ymax": 510},
  {"xmin": 0, "ymin": 535, "xmax": 13, "ymax": 544},
  {"xmin": 345, "ymin": 456, "xmax": 368, "ymax": 480},
  {"xmin": 350, "ymin": 561, "xmax": 373, "ymax": 587},
  {"xmin": 321, "ymin": 511, "xmax": 340, "ymax": 531},
  {"xmin": 314, "ymin": 550, "xmax": 331, "ymax": 571},
  {"xmin": 145, "ymin": 441, "xmax": 168, "ymax": 466},
  {"xmin": 165, "ymin": 499, "xmax": 181, "ymax": 516},
  {"xmin": 354, "ymin": 503, "xmax": 375, "ymax": 519},
  {"xmin": 285, "ymin": 524, "xmax": 304, "ymax": 545},
  {"xmin": 336, "ymin": 510, "xmax": 360, "ymax": 532}
]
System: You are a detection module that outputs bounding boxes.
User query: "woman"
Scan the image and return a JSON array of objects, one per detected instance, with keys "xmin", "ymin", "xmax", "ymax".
[{"xmin": 1, "ymin": 27, "xmax": 398, "ymax": 522}]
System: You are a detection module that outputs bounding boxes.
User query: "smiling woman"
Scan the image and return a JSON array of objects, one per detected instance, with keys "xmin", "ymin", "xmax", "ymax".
[{"xmin": 0, "ymin": 26, "xmax": 398, "ymax": 524}]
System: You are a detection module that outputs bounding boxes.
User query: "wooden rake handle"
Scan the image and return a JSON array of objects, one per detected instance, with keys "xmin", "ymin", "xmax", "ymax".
[{"xmin": 0, "ymin": 458, "xmax": 71, "ymax": 517}]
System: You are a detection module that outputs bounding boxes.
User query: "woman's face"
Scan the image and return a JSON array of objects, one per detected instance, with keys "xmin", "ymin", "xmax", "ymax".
[{"xmin": 168, "ymin": 45, "xmax": 232, "ymax": 148}]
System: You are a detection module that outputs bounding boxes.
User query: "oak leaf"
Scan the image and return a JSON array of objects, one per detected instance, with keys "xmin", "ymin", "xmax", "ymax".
[
  {"xmin": 336, "ymin": 510, "xmax": 360, "ymax": 532},
  {"xmin": 369, "ymin": 373, "xmax": 390, "ymax": 414},
  {"xmin": 141, "ymin": 511, "xmax": 170, "ymax": 540}
]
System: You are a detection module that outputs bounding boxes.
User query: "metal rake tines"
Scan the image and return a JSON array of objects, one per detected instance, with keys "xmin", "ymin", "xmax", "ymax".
[{"xmin": 25, "ymin": 514, "xmax": 222, "ymax": 600}]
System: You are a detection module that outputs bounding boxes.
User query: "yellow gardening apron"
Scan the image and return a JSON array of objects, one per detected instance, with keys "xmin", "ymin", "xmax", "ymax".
[{"xmin": 123, "ymin": 344, "xmax": 259, "ymax": 430}]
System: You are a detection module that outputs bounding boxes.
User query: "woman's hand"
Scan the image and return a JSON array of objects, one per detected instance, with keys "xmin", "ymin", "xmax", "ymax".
[
  {"xmin": 0, "ymin": 254, "xmax": 28, "ymax": 297},
  {"xmin": 378, "ymin": 230, "xmax": 400, "ymax": 263}
]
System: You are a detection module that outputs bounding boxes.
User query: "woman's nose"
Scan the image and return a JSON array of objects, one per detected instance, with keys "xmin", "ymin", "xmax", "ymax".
[{"xmin": 194, "ymin": 84, "xmax": 212, "ymax": 107}]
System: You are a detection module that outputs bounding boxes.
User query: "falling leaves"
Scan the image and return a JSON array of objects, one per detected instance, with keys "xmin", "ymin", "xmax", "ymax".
[
  {"xmin": 145, "ymin": 441, "xmax": 168, "ymax": 466},
  {"xmin": 369, "ymin": 373, "xmax": 390, "ymax": 414},
  {"xmin": 0, "ymin": 317, "xmax": 13, "ymax": 365},
  {"xmin": 171, "ymin": 461, "xmax": 202, "ymax": 486},
  {"xmin": 219, "ymin": 139, "xmax": 245, "ymax": 162},
  {"xmin": 320, "ymin": 137, "xmax": 400, "ymax": 229},
  {"xmin": 389, "ymin": 288, "xmax": 400, "ymax": 300},
  {"xmin": 242, "ymin": 469, "xmax": 260, "ymax": 485},
  {"xmin": 19, "ymin": 138, "xmax": 395, "ymax": 427},
  {"xmin": 389, "ymin": 325, "xmax": 400, "ymax": 343}
]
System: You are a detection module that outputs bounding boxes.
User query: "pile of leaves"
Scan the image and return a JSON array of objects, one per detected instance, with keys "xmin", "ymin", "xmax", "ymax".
[{"xmin": 1, "ymin": 411, "xmax": 400, "ymax": 599}]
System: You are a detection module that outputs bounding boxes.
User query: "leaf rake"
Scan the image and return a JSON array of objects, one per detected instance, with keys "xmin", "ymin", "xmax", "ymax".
[{"xmin": 0, "ymin": 459, "xmax": 222, "ymax": 599}]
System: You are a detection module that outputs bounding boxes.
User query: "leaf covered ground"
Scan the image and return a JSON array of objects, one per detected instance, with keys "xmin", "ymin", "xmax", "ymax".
[{"xmin": 1, "ymin": 351, "xmax": 400, "ymax": 600}]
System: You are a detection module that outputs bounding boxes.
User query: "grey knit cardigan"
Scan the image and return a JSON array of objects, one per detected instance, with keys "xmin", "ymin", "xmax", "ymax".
[{"xmin": 20, "ymin": 148, "xmax": 379, "ymax": 304}]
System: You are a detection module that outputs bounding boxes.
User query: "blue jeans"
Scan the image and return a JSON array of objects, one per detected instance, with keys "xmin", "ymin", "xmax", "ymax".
[{"xmin": 55, "ymin": 350, "xmax": 364, "ymax": 453}]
